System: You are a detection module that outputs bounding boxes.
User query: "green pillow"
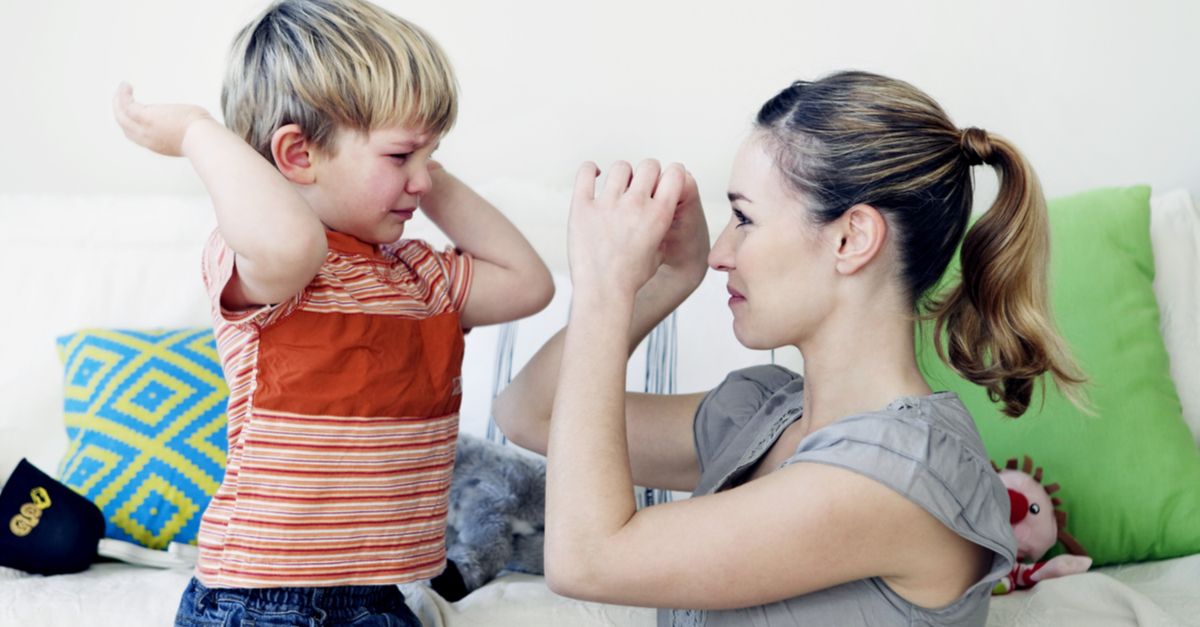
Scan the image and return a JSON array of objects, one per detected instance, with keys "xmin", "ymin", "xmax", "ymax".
[
  {"xmin": 56, "ymin": 328, "xmax": 228, "ymax": 549},
  {"xmin": 918, "ymin": 185, "xmax": 1200, "ymax": 566}
]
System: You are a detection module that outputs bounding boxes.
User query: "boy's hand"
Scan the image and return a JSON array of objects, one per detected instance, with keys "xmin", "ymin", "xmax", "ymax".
[{"xmin": 112, "ymin": 82, "xmax": 213, "ymax": 157}]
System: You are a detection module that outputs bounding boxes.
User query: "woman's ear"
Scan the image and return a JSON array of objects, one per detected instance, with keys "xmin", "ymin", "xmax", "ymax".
[
  {"xmin": 833, "ymin": 204, "xmax": 888, "ymax": 275},
  {"xmin": 270, "ymin": 124, "xmax": 316, "ymax": 185}
]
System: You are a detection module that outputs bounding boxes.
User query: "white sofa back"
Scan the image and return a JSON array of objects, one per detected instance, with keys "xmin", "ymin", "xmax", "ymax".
[
  {"xmin": 1, "ymin": 188, "xmax": 1196, "ymax": 487},
  {"xmin": 0, "ymin": 192, "xmax": 797, "ymax": 485}
]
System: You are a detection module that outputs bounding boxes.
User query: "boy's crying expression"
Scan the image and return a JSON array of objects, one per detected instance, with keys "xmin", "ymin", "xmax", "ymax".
[{"xmin": 282, "ymin": 123, "xmax": 439, "ymax": 245}]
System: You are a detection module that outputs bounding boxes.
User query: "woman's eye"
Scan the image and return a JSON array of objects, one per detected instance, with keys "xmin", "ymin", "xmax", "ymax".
[{"xmin": 733, "ymin": 208, "xmax": 752, "ymax": 227}]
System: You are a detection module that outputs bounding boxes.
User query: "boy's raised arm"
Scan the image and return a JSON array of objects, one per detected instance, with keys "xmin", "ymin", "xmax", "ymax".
[
  {"xmin": 419, "ymin": 165, "xmax": 554, "ymax": 328},
  {"xmin": 113, "ymin": 83, "xmax": 327, "ymax": 309}
]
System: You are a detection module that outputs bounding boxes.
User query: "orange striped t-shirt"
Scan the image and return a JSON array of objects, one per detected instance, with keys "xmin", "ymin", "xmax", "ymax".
[{"xmin": 196, "ymin": 228, "xmax": 473, "ymax": 588}]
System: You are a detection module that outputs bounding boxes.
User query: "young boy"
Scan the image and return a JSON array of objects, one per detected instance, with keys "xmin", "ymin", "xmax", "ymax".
[{"xmin": 112, "ymin": 0, "xmax": 554, "ymax": 623}]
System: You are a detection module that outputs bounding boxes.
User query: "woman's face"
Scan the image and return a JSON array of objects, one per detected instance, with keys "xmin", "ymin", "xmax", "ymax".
[{"xmin": 707, "ymin": 134, "xmax": 841, "ymax": 350}]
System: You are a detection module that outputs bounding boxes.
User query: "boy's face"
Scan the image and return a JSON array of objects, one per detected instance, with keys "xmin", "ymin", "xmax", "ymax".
[{"xmin": 303, "ymin": 124, "xmax": 439, "ymax": 244}]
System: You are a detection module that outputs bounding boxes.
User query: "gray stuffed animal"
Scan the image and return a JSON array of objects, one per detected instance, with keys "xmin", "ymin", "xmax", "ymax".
[{"xmin": 431, "ymin": 433, "xmax": 545, "ymax": 601}]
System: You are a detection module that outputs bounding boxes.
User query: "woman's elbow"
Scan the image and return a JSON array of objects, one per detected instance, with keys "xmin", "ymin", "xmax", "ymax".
[
  {"xmin": 521, "ymin": 266, "xmax": 555, "ymax": 317},
  {"xmin": 544, "ymin": 564, "xmax": 578, "ymax": 598},
  {"xmin": 491, "ymin": 395, "xmax": 545, "ymax": 454},
  {"xmin": 543, "ymin": 550, "xmax": 597, "ymax": 600},
  {"xmin": 490, "ymin": 394, "xmax": 518, "ymax": 439}
]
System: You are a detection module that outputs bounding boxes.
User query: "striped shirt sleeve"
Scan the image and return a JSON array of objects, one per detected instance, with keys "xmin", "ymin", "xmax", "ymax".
[
  {"xmin": 437, "ymin": 245, "xmax": 473, "ymax": 313},
  {"xmin": 389, "ymin": 239, "xmax": 474, "ymax": 314},
  {"xmin": 200, "ymin": 229, "xmax": 304, "ymax": 329}
]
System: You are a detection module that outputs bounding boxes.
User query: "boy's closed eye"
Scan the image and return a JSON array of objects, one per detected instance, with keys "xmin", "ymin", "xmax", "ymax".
[{"xmin": 388, "ymin": 140, "xmax": 440, "ymax": 165}]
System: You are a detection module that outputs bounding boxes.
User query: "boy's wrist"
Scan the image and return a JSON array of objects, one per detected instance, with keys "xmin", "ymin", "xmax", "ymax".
[
  {"xmin": 179, "ymin": 115, "xmax": 223, "ymax": 157},
  {"xmin": 426, "ymin": 165, "xmax": 454, "ymax": 192},
  {"xmin": 419, "ymin": 167, "xmax": 464, "ymax": 216}
]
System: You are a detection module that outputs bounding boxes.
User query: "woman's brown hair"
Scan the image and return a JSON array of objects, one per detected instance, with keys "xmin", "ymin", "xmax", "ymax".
[{"xmin": 756, "ymin": 71, "xmax": 1084, "ymax": 417}]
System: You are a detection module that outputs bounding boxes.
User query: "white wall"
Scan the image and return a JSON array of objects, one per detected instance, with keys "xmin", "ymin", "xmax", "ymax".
[
  {"xmin": 2, "ymin": 0, "xmax": 1197, "ymax": 269},
  {"xmin": 0, "ymin": 1, "xmax": 1196, "ymax": 475}
]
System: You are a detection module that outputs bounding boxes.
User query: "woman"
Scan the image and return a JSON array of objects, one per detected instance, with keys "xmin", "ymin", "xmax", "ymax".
[{"xmin": 492, "ymin": 71, "xmax": 1083, "ymax": 626}]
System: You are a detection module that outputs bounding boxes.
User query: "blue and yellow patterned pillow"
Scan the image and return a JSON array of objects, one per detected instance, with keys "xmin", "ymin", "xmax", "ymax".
[{"xmin": 56, "ymin": 328, "xmax": 228, "ymax": 549}]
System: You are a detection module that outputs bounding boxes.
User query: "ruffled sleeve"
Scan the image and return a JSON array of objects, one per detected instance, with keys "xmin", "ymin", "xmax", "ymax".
[
  {"xmin": 693, "ymin": 364, "xmax": 800, "ymax": 475},
  {"xmin": 781, "ymin": 400, "xmax": 1017, "ymax": 606}
]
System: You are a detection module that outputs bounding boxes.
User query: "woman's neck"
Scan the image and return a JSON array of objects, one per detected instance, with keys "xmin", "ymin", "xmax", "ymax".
[{"xmin": 796, "ymin": 301, "xmax": 933, "ymax": 434}]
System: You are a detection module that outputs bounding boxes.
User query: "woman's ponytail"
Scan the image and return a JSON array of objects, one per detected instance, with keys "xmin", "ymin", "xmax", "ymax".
[{"xmin": 926, "ymin": 129, "xmax": 1085, "ymax": 417}]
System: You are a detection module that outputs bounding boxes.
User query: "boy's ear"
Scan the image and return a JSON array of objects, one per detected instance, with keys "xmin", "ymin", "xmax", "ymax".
[
  {"xmin": 832, "ymin": 203, "xmax": 888, "ymax": 275},
  {"xmin": 271, "ymin": 124, "xmax": 316, "ymax": 185}
]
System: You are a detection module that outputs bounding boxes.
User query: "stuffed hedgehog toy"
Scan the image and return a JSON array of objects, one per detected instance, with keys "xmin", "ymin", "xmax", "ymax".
[
  {"xmin": 992, "ymin": 455, "xmax": 1092, "ymax": 594},
  {"xmin": 430, "ymin": 433, "xmax": 546, "ymax": 602}
]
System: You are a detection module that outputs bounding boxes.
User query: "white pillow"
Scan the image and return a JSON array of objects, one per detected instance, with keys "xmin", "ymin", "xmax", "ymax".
[
  {"xmin": 0, "ymin": 192, "xmax": 568, "ymax": 482},
  {"xmin": 1149, "ymin": 189, "xmax": 1200, "ymax": 446},
  {"xmin": 0, "ymin": 194, "xmax": 217, "ymax": 484},
  {"xmin": 3, "ymin": 185, "xmax": 1194, "ymax": 489}
]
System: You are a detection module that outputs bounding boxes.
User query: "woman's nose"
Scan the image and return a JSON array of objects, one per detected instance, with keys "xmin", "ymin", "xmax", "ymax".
[{"xmin": 708, "ymin": 222, "xmax": 735, "ymax": 272}]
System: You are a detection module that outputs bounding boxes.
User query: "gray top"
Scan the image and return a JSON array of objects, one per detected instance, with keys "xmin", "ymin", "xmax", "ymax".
[{"xmin": 659, "ymin": 365, "xmax": 1016, "ymax": 627}]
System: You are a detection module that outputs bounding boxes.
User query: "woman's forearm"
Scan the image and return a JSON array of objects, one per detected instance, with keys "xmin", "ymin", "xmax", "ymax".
[
  {"xmin": 492, "ymin": 268, "xmax": 700, "ymax": 451},
  {"xmin": 543, "ymin": 289, "xmax": 639, "ymax": 580}
]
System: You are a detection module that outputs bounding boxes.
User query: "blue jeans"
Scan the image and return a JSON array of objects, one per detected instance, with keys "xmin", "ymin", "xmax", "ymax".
[{"xmin": 175, "ymin": 577, "xmax": 422, "ymax": 626}]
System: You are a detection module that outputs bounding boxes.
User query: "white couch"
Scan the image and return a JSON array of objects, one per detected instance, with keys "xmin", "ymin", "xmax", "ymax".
[{"xmin": 1, "ymin": 189, "xmax": 1198, "ymax": 626}]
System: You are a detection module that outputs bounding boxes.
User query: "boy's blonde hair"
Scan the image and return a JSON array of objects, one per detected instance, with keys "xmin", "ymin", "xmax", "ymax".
[{"xmin": 222, "ymin": 0, "xmax": 457, "ymax": 162}]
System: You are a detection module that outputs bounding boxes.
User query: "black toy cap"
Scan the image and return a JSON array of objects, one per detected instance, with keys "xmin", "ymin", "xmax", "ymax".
[{"xmin": 0, "ymin": 458, "xmax": 105, "ymax": 575}]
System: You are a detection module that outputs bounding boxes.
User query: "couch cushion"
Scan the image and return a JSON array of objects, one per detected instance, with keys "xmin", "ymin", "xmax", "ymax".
[
  {"xmin": 56, "ymin": 328, "xmax": 227, "ymax": 549},
  {"xmin": 1148, "ymin": 189, "xmax": 1200, "ymax": 445}
]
